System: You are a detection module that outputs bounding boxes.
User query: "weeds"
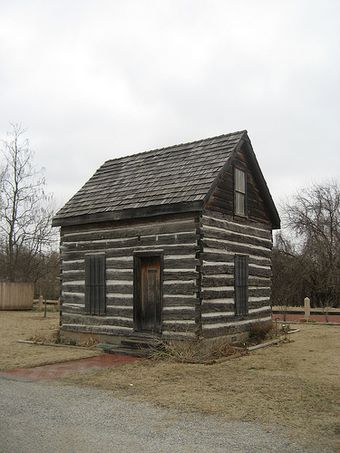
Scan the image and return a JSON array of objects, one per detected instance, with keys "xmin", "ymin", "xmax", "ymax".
[
  {"xmin": 248, "ymin": 320, "xmax": 275, "ymax": 343},
  {"xmin": 151, "ymin": 338, "xmax": 245, "ymax": 364},
  {"xmin": 28, "ymin": 329, "xmax": 60, "ymax": 344}
]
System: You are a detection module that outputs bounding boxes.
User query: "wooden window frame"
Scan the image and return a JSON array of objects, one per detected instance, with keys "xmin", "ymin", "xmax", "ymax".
[
  {"xmin": 85, "ymin": 253, "xmax": 106, "ymax": 316},
  {"xmin": 234, "ymin": 167, "xmax": 247, "ymax": 218},
  {"xmin": 234, "ymin": 254, "xmax": 249, "ymax": 317},
  {"xmin": 133, "ymin": 250, "xmax": 164, "ymax": 333}
]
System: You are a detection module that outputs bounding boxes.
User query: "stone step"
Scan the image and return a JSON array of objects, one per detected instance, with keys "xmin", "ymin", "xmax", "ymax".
[
  {"xmin": 121, "ymin": 338, "xmax": 162, "ymax": 350},
  {"xmin": 96, "ymin": 343, "xmax": 153, "ymax": 358}
]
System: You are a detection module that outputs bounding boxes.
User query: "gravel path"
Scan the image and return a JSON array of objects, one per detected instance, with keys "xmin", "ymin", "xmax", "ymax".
[{"xmin": 0, "ymin": 377, "xmax": 323, "ymax": 453}]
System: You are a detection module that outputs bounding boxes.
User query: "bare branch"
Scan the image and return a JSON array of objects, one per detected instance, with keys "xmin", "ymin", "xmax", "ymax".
[
  {"xmin": 274, "ymin": 181, "xmax": 340, "ymax": 308},
  {"xmin": 0, "ymin": 123, "xmax": 58, "ymax": 282}
]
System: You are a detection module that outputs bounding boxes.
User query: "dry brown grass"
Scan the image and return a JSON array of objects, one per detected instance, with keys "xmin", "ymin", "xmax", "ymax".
[
  {"xmin": 150, "ymin": 337, "xmax": 246, "ymax": 363},
  {"xmin": 1, "ymin": 311, "xmax": 339, "ymax": 449},
  {"xmin": 0, "ymin": 311, "xmax": 100, "ymax": 370},
  {"xmin": 65, "ymin": 324, "xmax": 340, "ymax": 451},
  {"xmin": 151, "ymin": 321, "xmax": 279, "ymax": 364}
]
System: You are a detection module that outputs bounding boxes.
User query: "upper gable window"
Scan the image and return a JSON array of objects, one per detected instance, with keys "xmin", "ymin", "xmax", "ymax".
[{"xmin": 234, "ymin": 168, "xmax": 246, "ymax": 217}]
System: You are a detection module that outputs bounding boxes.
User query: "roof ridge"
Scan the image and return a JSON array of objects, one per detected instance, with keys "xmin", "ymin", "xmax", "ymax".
[
  {"xmin": 52, "ymin": 129, "xmax": 252, "ymax": 227},
  {"xmin": 104, "ymin": 130, "xmax": 247, "ymax": 165}
]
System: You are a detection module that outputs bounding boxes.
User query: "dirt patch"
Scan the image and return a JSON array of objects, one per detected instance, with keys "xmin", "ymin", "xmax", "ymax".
[
  {"xmin": 65, "ymin": 324, "xmax": 340, "ymax": 451},
  {"xmin": 0, "ymin": 311, "xmax": 100, "ymax": 370}
]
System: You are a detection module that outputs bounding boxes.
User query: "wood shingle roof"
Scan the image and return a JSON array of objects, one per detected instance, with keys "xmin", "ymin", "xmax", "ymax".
[{"xmin": 53, "ymin": 130, "xmax": 247, "ymax": 226}]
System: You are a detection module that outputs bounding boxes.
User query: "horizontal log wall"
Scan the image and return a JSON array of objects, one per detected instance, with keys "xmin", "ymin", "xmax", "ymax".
[
  {"xmin": 200, "ymin": 209, "xmax": 273, "ymax": 338},
  {"xmin": 60, "ymin": 213, "xmax": 199, "ymax": 339}
]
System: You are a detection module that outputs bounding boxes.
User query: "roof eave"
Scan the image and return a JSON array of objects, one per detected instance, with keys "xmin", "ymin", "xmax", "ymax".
[
  {"xmin": 202, "ymin": 131, "xmax": 247, "ymax": 205},
  {"xmin": 52, "ymin": 200, "xmax": 204, "ymax": 227},
  {"xmin": 242, "ymin": 137, "xmax": 281, "ymax": 229}
]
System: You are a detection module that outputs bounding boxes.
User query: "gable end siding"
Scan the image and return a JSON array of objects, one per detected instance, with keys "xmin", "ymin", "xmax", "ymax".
[{"xmin": 205, "ymin": 145, "xmax": 272, "ymax": 226}]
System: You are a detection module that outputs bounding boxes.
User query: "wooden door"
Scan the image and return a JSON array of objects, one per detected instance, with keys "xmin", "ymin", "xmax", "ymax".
[{"xmin": 134, "ymin": 256, "xmax": 161, "ymax": 333}]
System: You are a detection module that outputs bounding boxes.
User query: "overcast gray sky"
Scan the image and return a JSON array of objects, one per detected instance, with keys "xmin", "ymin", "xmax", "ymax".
[{"xmin": 0, "ymin": 0, "xmax": 339, "ymax": 211}]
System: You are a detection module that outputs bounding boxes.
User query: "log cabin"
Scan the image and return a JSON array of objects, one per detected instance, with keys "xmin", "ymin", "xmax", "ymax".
[{"xmin": 52, "ymin": 130, "xmax": 280, "ymax": 347}]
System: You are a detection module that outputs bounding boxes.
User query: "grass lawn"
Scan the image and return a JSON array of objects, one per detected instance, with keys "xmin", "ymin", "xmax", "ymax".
[
  {"xmin": 65, "ymin": 324, "xmax": 340, "ymax": 452},
  {"xmin": 0, "ymin": 310, "xmax": 100, "ymax": 370},
  {"xmin": 0, "ymin": 311, "xmax": 339, "ymax": 450}
]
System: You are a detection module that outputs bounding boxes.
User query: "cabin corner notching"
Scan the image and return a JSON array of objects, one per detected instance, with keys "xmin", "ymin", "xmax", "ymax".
[{"xmin": 53, "ymin": 130, "xmax": 280, "ymax": 342}]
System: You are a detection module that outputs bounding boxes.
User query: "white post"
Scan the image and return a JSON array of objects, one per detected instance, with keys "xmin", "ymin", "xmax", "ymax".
[{"xmin": 304, "ymin": 297, "xmax": 310, "ymax": 320}]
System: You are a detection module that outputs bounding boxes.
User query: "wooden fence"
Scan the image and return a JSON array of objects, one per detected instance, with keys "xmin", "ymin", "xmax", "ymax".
[
  {"xmin": 0, "ymin": 282, "xmax": 34, "ymax": 310},
  {"xmin": 272, "ymin": 305, "xmax": 340, "ymax": 323}
]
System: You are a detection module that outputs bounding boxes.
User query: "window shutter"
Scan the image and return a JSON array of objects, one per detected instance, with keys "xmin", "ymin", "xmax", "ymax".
[
  {"xmin": 85, "ymin": 255, "xmax": 92, "ymax": 314},
  {"xmin": 234, "ymin": 255, "xmax": 249, "ymax": 316},
  {"xmin": 85, "ymin": 254, "xmax": 106, "ymax": 315},
  {"xmin": 97, "ymin": 254, "xmax": 106, "ymax": 315}
]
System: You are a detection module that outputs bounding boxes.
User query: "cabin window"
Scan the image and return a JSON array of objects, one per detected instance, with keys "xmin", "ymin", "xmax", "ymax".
[
  {"xmin": 85, "ymin": 253, "xmax": 106, "ymax": 315},
  {"xmin": 234, "ymin": 167, "xmax": 246, "ymax": 216},
  {"xmin": 234, "ymin": 255, "xmax": 248, "ymax": 316}
]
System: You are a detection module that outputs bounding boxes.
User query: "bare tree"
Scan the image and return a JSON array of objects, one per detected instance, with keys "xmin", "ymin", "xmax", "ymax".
[
  {"xmin": 0, "ymin": 123, "xmax": 57, "ymax": 282},
  {"xmin": 280, "ymin": 181, "xmax": 340, "ymax": 308},
  {"xmin": 272, "ymin": 231, "xmax": 307, "ymax": 319}
]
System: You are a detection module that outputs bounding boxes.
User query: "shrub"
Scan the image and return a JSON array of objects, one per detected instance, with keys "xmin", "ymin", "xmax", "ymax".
[
  {"xmin": 151, "ymin": 337, "xmax": 244, "ymax": 363},
  {"xmin": 248, "ymin": 320, "xmax": 274, "ymax": 342}
]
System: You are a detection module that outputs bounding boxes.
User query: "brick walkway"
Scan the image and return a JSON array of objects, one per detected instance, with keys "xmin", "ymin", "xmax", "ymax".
[{"xmin": 0, "ymin": 354, "xmax": 139, "ymax": 381}]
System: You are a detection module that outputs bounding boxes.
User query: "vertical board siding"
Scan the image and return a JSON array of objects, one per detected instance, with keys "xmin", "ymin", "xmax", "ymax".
[
  {"xmin": 60, "ymin": 214, "xmax": 198, "ymax": 337},
  {"xmin": 201, "ymin": 209, "xmax": 272, "ymax": 337},
  {"xmin": 0, "ymin": 282, "xmax": 34, "ymax": 310}
]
